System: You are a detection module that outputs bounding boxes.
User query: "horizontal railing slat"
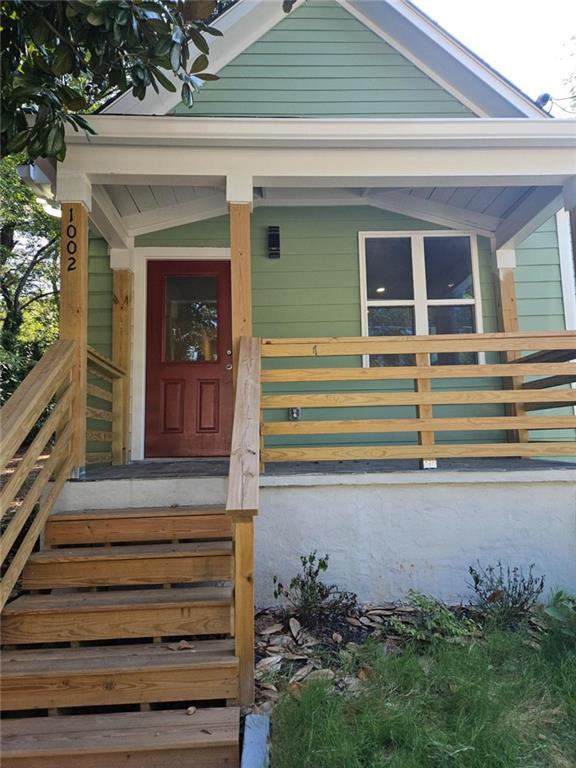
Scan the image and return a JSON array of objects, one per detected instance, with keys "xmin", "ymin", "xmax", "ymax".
[
  {"xmin": 261, "ymin": 389, "xmax": 576, "ymax": 409},
  {"xmin": 262, "ymin": 442, "xmax": 576, "ymax": 463},
  {"xmin": 262, "ymin": 362, "xmax": 576, "ymax": 383},
  {"xmin": 87, "ymin": 383, "xmax": 113, "ymax": 402},
  {"xmin": 262, "ymin": 415, "xmax": 576, "ymax": 435}
]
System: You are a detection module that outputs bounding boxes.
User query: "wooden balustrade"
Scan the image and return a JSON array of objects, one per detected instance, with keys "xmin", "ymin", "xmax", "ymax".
[
  {"xmin": 0, "ymin": 341, "xmax": 77, "ymax": 610},
  {"xmin": 86, "ymin": 347, "xmax": 126, "ymax": 466},
  {"xmin": 260, "ymin": 331, "xmax": 576, "ymax": 465},
  {"xmin": 225, "ymin": 337, "xmax": 261, "ymax": 706}
]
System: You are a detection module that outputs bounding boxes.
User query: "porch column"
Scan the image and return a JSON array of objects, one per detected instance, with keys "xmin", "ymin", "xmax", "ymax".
[
  {"xmin": 227, "ymin": 176, "xmax": 253, "ymax": 385},
  {"xmin": 495, "ymin": 248, "xmax": 528, "ymax": 443},
  {"xmin": 57, "ymin": 172, "xmax": 91, "ymax": 474},
  {"xmin": 111, "ymin": 249, "xmax": 134, "ymax": 464}
]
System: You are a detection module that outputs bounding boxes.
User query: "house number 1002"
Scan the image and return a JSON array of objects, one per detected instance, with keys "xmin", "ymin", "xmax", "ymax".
[{"xmin": 66, "ymin": 207, "xmax": 77, "ymax": 272}]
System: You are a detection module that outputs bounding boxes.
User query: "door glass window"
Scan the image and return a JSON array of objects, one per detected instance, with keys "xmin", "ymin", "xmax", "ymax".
[{"xmin": 164, "ymin": 276, "xmax": 218, "ymax": 362}]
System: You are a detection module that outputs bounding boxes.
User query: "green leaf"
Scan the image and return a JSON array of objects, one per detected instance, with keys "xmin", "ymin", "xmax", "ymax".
[
  {"xmin": 87, "ymin": 11, "xmax": 105, "ymax": 25},
  {"xmin": 189, "ymin": 29, "xmax": 209, "ymax": 55},
  {"xmin": 170, "ymin": 42, "xmax": 181, "ymax": 73},
  {"xmin": 195, "ymin": 72, "xmax": 218, "ymax": 81},
  {"xmin": 153, "ymin": 67, "xmax": 177, "ymax": 92},
  {"xmin": 6, "ymin": 130, "xmax": 30, "ymax": 155},
  {"xmin": 190, "ymin": 53, "xmax": 208, "ymax": 74},
  {"xmin": 181, "ymin": 80, "xmax": 194, "ymax": 107},
  {"xmin": 45, "ymin": 122, "xmax": 65, "ymax": 158},
  {"xmin": 51, "ymin": 46, "xmax": 75, "ymax": 77}
]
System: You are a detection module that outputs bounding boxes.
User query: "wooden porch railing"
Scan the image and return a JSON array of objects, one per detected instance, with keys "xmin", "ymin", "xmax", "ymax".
[
  {"xmin": 0, "ymin": 341, "xmax": 76, "ymax": 610},
  {"xmin": 259, "ymin": 331, "xmax": 576, "ymax": 464},
  {"xmin": 225, "ymin": 337, "xmax": 261, "ymax": 706},
  {"xmin": 86, "ymin": 346, "xmax": 126, "ymax": 466}
]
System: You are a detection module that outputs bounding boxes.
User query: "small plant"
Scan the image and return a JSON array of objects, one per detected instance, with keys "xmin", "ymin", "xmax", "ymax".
[
  {"xmin": 468, "ymin": 561, "xmax": 545, "ymax": 628},
  {"xmin": 273, "ymin": 552, "xmax": 357, "ymax": 631},
  {"xmin": 385, "ymin": 590, "xmax": 478, "ymax": 643},
  {"xmin": 544, "ymin": 591, "xmax": 576, "ymax": 641}
]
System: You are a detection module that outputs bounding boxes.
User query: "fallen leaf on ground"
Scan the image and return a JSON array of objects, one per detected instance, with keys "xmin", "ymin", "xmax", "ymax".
[
  {"xmin": 260, "ymin": 623, "xmax": 284, "ymax": 636},
  {"xmin": 332, "ymin": 632, "xmax": 343, "ymax": 643},
  {"xmin": 256, "ymin": 654, "xmax": 283, "ymax": 672},
  {"xmin": 289, "ymin": 617, "xmax": 302, "ymax": 638},
  {"xmin": 307, "ymin": 669, "xmax": 335, "ymax": 681},
  {"xmin": 289, "ymin": 663, "xmax": 314, "ymax": 683}
]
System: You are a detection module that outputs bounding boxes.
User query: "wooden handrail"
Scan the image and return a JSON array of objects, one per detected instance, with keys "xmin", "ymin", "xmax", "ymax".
[
  {"xmin": 0, "ymin": 340, "xmax": 75, "ymax": 469},
  {"xmin": 225, "ymin": 336, "xmax": 261, "ymax": 708},
  {"xmin": 86, "ymin": 347, "xmax": 126, "ymax": 466},
  {"xmin": 226, "ymin": 337, "xmax": 261, "ymax": 518},
  {"xmin": 0, "ymin": 340, "xmax": 77, "ymax": 610},
  {"xmin": 259, "ymin": 331, "xmax": 576, "ymax": 466},
  {"xmin": 87, "ymin": 346, "xmax": 125, "ymax": 380}
]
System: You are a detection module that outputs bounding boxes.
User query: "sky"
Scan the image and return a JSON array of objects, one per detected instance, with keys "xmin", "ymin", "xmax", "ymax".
[{"xmin": 410, "ymin": 0, "xmax": 575, "ymax": 116}]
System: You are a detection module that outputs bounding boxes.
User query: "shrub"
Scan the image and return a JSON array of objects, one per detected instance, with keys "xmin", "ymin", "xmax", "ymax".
[
  {"xmin": 468, "ymin": 561, "xmax": 544, "ymax": 629},
  {"xmin": 385, "ymin": 590, "xmax": 478, "ymax": 643},
  {"xmin": 273, "ymin": 551, "xmax": 357, "ymax": 631},
  {"xmin": 544, "ymin": 591, "xmax": 576, "ymax": 642}
]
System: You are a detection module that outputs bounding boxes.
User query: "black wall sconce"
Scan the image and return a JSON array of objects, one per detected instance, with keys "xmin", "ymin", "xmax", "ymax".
[{"xmin": 268, "ymin": 225, "xmax": 280, "ymax": 259}]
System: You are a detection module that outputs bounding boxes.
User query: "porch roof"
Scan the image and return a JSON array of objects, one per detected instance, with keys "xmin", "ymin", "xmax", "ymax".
[{"xmin": 55, "ymin": 116, "xmax": 576, "ymax": 251}]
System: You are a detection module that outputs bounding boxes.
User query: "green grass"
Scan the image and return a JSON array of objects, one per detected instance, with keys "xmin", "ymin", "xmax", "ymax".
[{"xmin": 270, "ymin": 629, "xmax": 576, "ymax": 768}]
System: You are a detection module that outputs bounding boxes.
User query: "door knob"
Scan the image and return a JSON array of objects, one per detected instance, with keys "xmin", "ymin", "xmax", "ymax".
[{"xmin": 226, "ymin": 363, "xmax": 233, "ymax": 370}]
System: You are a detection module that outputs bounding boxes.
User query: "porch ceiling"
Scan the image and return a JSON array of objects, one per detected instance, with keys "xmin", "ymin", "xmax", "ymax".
[{"xmin": 92, "ymin": 181, "xmax": 562, "ymax": 252}]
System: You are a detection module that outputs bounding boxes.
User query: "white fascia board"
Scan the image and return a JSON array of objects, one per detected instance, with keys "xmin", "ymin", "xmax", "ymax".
[
  {"xmin": 65, "ymin": 116, "xmax": 576, "ymax": 149},
  {"xmin": 341, "ymin": 0, "xmax": 546, "ymax": 118},
  {"xmin": 495, "ymin": 188, "xmax": 564, "ymax": 250},
  {"xmin": 60, "ymin": 145, "xmax": 576, "ymax": 189},
  {"xmin": 103, "ymin": 0, "xmax": 304, "ymax": 116},
  {"xmin": 123, "ymin": 192, "xmax": 227, "ymax": 237},
  {"xmin": 368, "ymin": 190, "xmax": 501, "ymax": 234},
  {"xmin": 91, "ymin": 186, "xmax": 131, "ymax": 248}
]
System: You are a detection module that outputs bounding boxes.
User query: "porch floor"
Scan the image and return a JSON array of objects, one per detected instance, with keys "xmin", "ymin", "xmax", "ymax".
[{"xmin": 84, "ymin": 457, "xmax": 575, "ymax": 481}]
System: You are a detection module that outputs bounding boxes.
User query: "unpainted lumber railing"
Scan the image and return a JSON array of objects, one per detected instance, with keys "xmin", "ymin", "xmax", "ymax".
[
  {"xmin": 86, "ymin": 346, "xmax": 126, "ymax": 466},
  {"xmin": 259, "ymin": 331, "xmax": 576, "ymax": 465},
  {"xmin": 0, "ymin": 340, "xmax": 76, "ymax": 610},
  {"xmin": 225, "ymin": 336, "xmax": 261, "ymax": 707}
]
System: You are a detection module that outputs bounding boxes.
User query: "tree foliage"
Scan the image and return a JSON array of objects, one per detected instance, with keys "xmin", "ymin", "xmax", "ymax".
[
  {"xmin": 0, "ymin": 155, "xmax": 60, "ymax": 402},
  {"xmin": 1, "ymin": 0, "xmax": 228, "ymax": 161}
]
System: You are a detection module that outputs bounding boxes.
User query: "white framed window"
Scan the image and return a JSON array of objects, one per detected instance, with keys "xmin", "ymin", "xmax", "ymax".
[{"xmin": 358, "ymin": 231, "xmax": 483, "ymax": 366}]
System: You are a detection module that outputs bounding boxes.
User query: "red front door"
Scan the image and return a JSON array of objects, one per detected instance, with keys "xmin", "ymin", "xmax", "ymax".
[{"xmin": 145, "ymin": 260, "xmax": 233, "ymax": 457}]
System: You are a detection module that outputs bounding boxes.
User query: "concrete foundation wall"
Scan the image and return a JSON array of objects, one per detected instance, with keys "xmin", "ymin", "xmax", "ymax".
[
  {"xmin": 257, "ymin": 471, "xmax": 576, "ymax": 606},
  {"xmin": 56, "ymin": 469, "xmax": 576, "ymax": 606}
]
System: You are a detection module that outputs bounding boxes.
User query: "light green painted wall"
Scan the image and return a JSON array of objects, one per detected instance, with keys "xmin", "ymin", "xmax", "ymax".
[
  {"xmin": 172, "ymin": 0, "xmax": 475, "ymax": 118},
  {"xmin": 516, "ymin": 216, "xmax": 566, "ymax": 332},
  {"xmin": 87, "ymin": 236, "xmax": 114, "ymax": 462},
  {"xmin": 88, "ymin": 236, "xmax": 113, "ymax": 359}
]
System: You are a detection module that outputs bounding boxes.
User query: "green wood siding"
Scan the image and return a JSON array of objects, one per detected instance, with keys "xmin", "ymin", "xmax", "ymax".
[
  {"xmin": 88, "ymin": 236, "xmax": 113, "ymax": 358},
  {"xmin": 87, "ymin": 236, "xmax": 114, "ymax": 463},
  {"xmin": 172, "ymin": 0, "xmax": 475, "ymax": 118}
]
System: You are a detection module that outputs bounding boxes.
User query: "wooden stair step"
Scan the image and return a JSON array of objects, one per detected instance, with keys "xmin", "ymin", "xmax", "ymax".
[
  {"xmin": 2, "ymin": 586, "xmax": 233, "ymax": 644},
  {"xmin": 1, "ymin": 706, "xmax": 240, "ymax": 768},
  {"xmin": 21, "ymin": 542, "xmax": 233, "ymax": 589},
  {"xmin": 45, "ymin": 506, "xmax": 232, "ymax": 546},
  {"xmin": 1, "ymin": 639, "xmax": 238, "ymax": 711}
]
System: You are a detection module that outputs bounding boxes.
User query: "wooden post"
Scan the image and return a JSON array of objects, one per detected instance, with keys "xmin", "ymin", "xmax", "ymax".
[
  {"xmin": 59, "ymin": 202, "xmax": 89, "ymax": 473},
  {"xmin": 495, "ymin": 250, "xmax": 528, "ymax": 443},
  {"xmin": 415, "ymin": 352, "xmax": 436, "ymax": 469},
  {"xmin": 112, "ymin": 269, "xmax": 133, "ymax": 463},
  {"xmin": 233, "ymin": 517, "xmax": 255, "ymax": 706},
  {"xmin": 229, "ymin": 203, "xmax": 252, "ymax": 385}
]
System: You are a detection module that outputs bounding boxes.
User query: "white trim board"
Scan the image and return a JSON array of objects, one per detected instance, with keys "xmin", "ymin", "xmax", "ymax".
[
  {"xmin": 103, "ymin": 0, "xmax": 546, "ymax": 119},
  {"xmin": 130, "ymin": 246, "xmax": 231, "ymax": 460}
]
